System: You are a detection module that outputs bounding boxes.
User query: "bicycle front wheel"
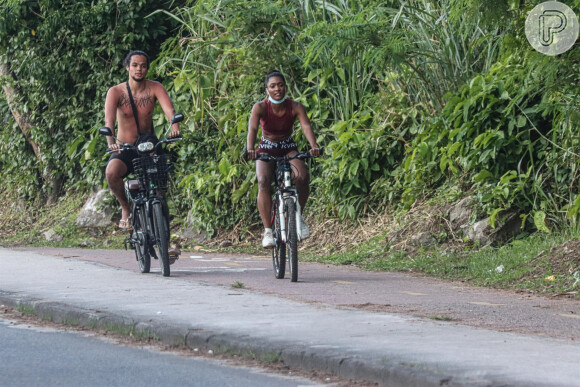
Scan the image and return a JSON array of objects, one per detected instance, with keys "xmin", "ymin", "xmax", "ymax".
[
  {"xmin": 285, "ymin": 198, "xmax": 298, "ymax": 282},
  {"xmin": 133, "ymin": 205, "xmax": 151, "ymax": 273},
  {"xmin": 152, "ymin": 201, "xmax": 171, "ymax": 277},
  {"xmin": 272, "ymin": 196, "xmax": 286, "ymax": 279}
]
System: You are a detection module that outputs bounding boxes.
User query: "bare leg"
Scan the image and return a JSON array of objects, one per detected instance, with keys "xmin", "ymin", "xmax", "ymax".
[
  {"xmin": 290, "ymin": 157, "xmax": 309, "ymax": 210},
  {"xmin": 105, "ymin": 159, "xmax": 130, "ymax": 221},
  {"xmin": 256, "ymin": 160, "xmax": 274, "ymax": 228}
]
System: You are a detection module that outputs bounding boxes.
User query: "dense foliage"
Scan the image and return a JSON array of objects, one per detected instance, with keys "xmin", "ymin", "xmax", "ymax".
[
  {"xmin": 159, "ymin": 0, "xmax": 579, "ymax": 235},
  {"xmin": 1, "ymin": 0, "xmax": 579, "ymax": 238}
]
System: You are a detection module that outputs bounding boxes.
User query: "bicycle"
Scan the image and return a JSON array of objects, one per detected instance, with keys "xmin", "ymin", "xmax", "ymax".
[
  {"xmin": 254, "ymin": 151, "xmax": 320, "ymax": 282},
  {"xmin": 99, "ymin": 113, "xmax": 183, "ymax": 277}
]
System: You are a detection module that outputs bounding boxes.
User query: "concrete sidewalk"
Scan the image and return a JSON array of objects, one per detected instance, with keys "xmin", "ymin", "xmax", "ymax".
[{"xmin": 1, "ymin": 248, "xmax": 578, "ymax": 386}]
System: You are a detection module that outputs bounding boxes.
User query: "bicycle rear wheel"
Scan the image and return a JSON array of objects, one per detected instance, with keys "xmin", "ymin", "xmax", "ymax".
[
  {"xmin": 133, "ymin": 205, "xmax": 150, "ymax": 273},
  {"xmin": 152, "ymin": 201, "xmax": 170, "ymax": 277},
  {"xmin": 271, "ymin": 196, "xmax": 286, "ymax": 279},
  {"xmin": 285, "ymin": 198, "xmax": 298, "ymax": 282}
]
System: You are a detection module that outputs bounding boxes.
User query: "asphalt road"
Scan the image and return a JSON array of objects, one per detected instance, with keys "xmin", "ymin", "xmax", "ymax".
[
  {"xmin": 0, "ymin": 316, "xmax": 317, "ymax": 387},
  {"xmin": 13, "ymin": 246, "xmax": 580, "ymax": 340}
]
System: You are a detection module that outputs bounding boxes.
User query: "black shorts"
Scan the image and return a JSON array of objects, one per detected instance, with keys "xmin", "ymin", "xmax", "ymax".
[
  {"xmin": 108, "ymin": 149, "xmax": 139, "ymax": 178},
  {"xmin": 256, "ymin": 136, "xmax": 298, "ymax": 157}
]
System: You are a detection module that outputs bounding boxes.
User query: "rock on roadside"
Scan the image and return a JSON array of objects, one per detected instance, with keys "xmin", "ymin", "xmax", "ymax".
[{"xmin": 76, "ymin": 189, "xmax": 114, "ymax": 228}]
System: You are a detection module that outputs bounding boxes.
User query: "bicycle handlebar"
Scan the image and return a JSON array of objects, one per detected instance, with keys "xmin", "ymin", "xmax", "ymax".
[
  {"xmin": 254, "ymin": 152, "xmax": 317, "ymax": 162},
  {"xmin": 101, "ymin": 112, "xmax": 184, "ymax": 155},
  {"xmin": 105, "ymin": 136, "xmax": 182, "ymax": 155},
  {"xmin": 246, "ymin": 148, "xmax": 323, "ymax": 162}
]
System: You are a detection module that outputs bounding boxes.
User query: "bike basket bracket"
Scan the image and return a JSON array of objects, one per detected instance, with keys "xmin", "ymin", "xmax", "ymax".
[{"xmin": 132, "ymin": 154, "xmax": 169, "ymax": 190}]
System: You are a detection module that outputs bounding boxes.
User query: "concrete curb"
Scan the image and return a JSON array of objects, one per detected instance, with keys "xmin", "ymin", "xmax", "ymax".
[{"xmin": 0, "ymin": 292, "xmax": 485, "ymax": 387}]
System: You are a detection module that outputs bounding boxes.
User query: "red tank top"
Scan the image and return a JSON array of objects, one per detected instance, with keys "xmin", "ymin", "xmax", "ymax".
[{"xmin": 260, "ymin": 98, "xmax": 296, "ymax": 137}]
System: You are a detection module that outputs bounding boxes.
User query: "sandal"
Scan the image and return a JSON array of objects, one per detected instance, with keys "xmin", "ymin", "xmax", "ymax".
[{"xmin": 118, "ymin": 216, "xmax": 133, "ymax": 231}]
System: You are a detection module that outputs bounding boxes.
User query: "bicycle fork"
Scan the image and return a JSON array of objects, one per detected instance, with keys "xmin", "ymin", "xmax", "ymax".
[
  {"xmin": 278, "ymin": 191, "xmax": 304, "ymax": 242},
  {"xmin": 278, "ymin": 168, "xmax": 304, "ymax": 242}
]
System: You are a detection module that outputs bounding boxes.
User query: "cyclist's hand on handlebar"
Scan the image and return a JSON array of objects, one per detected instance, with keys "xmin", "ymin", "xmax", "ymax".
[
  {"xmin": 169, "ymin": 127, "xmax": 181, "ymax": 138},
  {"xmin": 309, "ymin": 146, "xmax": 321, "ymax": 157},
  {"xmin": 109, "ymin": 143, "xmax": 121, "ymax": 154}
]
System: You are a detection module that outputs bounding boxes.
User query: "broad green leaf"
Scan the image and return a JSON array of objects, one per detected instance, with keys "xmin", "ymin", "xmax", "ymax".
[
  {"xmin": 568, "ymin": 195, "xmax": 580, "ymax": 219},
  {"xmin": 231, "ymin": 180, "xmax": 250, "ymax": 203},
  {"xmin": 195, "ymin": 178, "xmax": 205, "ymax": 191},
  {"xmin": 473, "ymin": 170, "xmax": 493, "ymax": 183},
  {"xmin": 336, "ymin": 68, "xmax": 346, "ymax": 82},
  {"xmin": 534, "ymin": 211, "xmax": 551, "ymax": 233},
  {"xmin": 66, "ymin": 137, "xmax": 84, "ymax": 157},
  {"xmin": 349, "ymin": 160, "xmax": 360, "ymax": 177},
  {"xmin": 489, "ymin": 208, "xmax": 502, "ymax": 229},
  {"xmin": 218, "ymin": 158, "xmax": 231, "ymax": 177},
  {"xmin": 439, "ymin": 154, "xmax": 447, "ymax": 172},
  {"xmin": 463, "ymin": 98, "xmax": 471, "ymax": 122},
  {"xmin": 447, "ymin": 142, "xmax": 462, "ymax": 156},
  {"xmin": 307, "ymin": 69, "xmax": 324, "ymax": 83}
]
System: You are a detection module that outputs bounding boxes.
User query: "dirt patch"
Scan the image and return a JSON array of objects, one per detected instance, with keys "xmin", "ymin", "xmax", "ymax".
[
  {"xmin": 523, "ymin": 239, "xmax": 580, "ymax": 295},
  {"xmin": 210, "ymin": 200, "xmax": 455, "ymax": 256},
  {"xmin": 299, "ymin": 201, "xmax": 454, "ymax": 255},
  {"xmin": 541, "ymin": 240, "xmax": 580, "ymax": 275}
]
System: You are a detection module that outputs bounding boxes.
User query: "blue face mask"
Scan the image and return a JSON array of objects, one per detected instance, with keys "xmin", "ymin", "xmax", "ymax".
[{"xmin": 268, "ymin": 95, "xmax": 287, "ymax": 104}]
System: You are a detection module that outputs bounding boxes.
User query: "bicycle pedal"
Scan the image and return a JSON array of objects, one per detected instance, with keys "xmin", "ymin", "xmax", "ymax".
[
  {"xmin": 168, "ymin": 247, "xmax": 181, "ymax": 257},
  {"xmin": 149, "ymin": 247, "xmax": 158, "ymax": 259}
]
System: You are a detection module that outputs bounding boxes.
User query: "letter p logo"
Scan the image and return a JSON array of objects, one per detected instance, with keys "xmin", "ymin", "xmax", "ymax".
[
  {"xmin": 539, "ymin": 10, "xmax": 567, "ymax": 46},
  {"xmin": 526, "ymin": 1, "xmax": 579, "ymax": 56}
]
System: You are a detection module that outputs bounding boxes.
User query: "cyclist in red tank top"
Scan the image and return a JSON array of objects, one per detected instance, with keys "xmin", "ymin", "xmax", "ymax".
[
  {"xmin": 259, "ymin": 98, "xmax": 294, "ymax": 138},
  {"xmin": 247, "ymin": 70, "xmax": 320, "ymax": 248}
]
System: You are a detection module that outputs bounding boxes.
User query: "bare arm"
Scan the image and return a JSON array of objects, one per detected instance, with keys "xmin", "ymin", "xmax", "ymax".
[
  {"xmin": 294, "ymin": 102, "xmax": 320, "ymax": 156},
  {"xmin": 104, "ymin": 87, "xmax": 120, "ymax": 149},
  {"xmin": 246, "ymin": 102, "xmax": 264, "ymax": 160},
  {"xmin": 153, "ymin": 82, "xmax": 180, "ymax": 137}
]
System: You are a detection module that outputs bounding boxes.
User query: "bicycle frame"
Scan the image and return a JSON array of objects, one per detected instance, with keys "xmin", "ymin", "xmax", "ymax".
[
  {"xmin": 262, "ymin": 153, "xmax": 312, "ymax": 241},
  {"xmin": 125, "ymin": 156, "xmax": 168, "ymax": 254}
]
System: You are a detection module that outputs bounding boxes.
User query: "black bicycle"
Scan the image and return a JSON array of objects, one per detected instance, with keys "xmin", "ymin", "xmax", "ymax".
[
  {"xmin": 255, "ymin": 151, "xmax": 319, "ymax": 282},
  {"xmin": 99, "ymin": 113, "xmax": 183, "ymax": 277}
]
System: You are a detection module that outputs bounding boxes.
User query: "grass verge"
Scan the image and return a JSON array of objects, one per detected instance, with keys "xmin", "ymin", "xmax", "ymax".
[
  {"xmin": 0, "ymin": 192, "xmax": 125, "ymax": 249},
  {"xmin": 302, "ymin": 230, "xmax": 580, "ymax": 295}
]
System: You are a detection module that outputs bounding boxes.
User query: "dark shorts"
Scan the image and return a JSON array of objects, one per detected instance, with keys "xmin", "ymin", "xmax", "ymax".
[
  {"xmin": 108, "ymin": 149, "xmax": 139, "ymax": 178},
  {"xmin": 256, "ymin": 136, "xmax": 298, "ymax": 157}
]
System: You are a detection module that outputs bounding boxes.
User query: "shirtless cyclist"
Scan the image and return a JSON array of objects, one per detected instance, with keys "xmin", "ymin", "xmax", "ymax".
[{"xmin": 103, "ymin": 50, "xmax": 180, "ymax": 229}]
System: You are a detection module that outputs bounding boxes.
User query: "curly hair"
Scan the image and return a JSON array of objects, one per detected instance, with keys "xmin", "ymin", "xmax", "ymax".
[{"xmin": 123, "ymin": 50, "xmax": 150, "ymax": 67}]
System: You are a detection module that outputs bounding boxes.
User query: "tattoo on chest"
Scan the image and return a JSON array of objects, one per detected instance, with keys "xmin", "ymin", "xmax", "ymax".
[
  {"xmin": 136, "ymin": 91, "xmax": 153, "ymax": 108},
  {"xmin": 117, "ymin": 90, "xmax": 154, "ymax": 109},
  {"xmin": 118, "ymin": 93, "xmax": 131, "ymax": 108}
]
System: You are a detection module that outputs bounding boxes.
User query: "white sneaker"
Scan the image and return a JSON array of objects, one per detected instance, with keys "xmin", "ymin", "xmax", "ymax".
[
  {"xmin": 299, "ymin": 214, "xmax": 310, "ymax": 240},
  {"xmin": 262, "ymin": 229, "xmax": 275, "ymax": 248}
]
